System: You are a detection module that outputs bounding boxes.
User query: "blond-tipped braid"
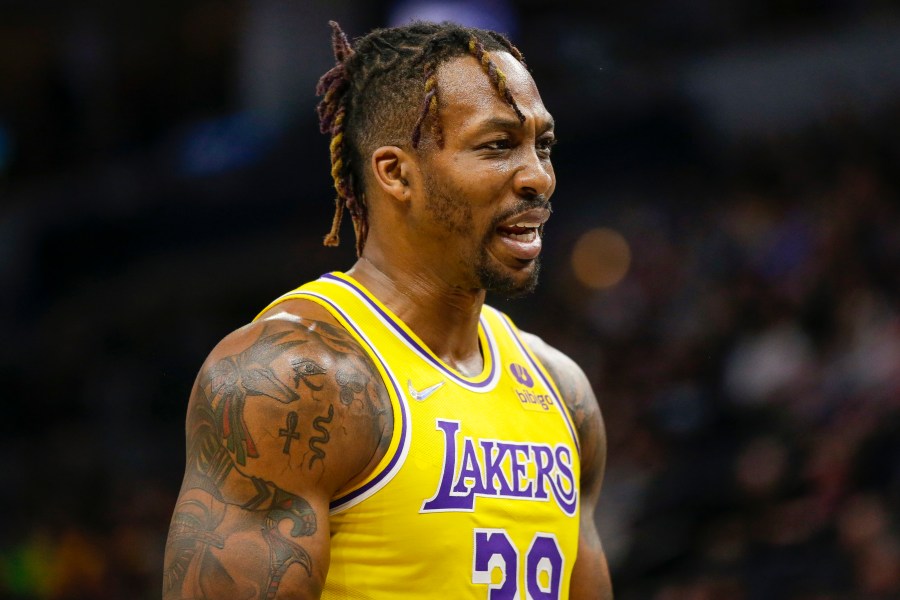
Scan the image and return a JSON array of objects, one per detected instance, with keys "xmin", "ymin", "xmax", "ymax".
[
  {"xmin": 412, "ymin": 65, "xmax": 442, "ymax": 148},
  {"xmin": 318, "ymin": 22, "xmax": 364, "ymax": 253},
  {"xmin": 323, "ymin": 106, "xmax": 349, "ymax": 247},
  {"xmin": 467, "ymin": 37, "xmax": 526, "ymax": 123}
]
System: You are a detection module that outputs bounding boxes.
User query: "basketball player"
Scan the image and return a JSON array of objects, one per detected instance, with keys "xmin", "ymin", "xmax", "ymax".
[{"xmin": 163, "ymin": 21, "xmax": 612, "ymax": 599}]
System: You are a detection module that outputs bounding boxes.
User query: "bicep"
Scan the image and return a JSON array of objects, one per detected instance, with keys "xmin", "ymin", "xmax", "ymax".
[
  {"xmin": 165, "ymin": 468, "xmax": 331, "ymax": 599},
  {"xmin": 164, "ymin": 317, "xmax": 391, "ymax": 599},
  {"xmin": 165, "ymin": 369, "xmax": 334, "ymax": 599}
]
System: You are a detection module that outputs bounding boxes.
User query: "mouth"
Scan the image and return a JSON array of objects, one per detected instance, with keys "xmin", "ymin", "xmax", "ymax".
[
  {"xmin": 496, "ymin": 222, "xmax": 541, "ymax": 243},
  {"xmin": 493, "ymin": 207, "xmax": 551, "ymax": 261}
]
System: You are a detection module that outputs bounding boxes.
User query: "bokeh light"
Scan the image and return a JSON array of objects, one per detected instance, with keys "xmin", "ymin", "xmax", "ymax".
[{"xmin": 570, "ymin": 227, "xmax": 632, "ymax": 290}]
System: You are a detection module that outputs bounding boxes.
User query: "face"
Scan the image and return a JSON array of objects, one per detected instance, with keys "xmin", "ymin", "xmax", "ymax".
[{"xmin": 413, "ymin": 51, "xmax": 556, "ymax": 296}]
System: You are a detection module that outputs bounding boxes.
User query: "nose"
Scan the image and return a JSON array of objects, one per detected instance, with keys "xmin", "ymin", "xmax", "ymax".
[{"xmin": 513, "ymin": 148, "xmax": 554, "ymax": 198}]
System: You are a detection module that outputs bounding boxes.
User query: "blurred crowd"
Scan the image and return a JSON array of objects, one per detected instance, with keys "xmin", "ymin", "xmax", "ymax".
[
  {"xmin": 566, "ymin": 119, "xmax": 900, "ymax": 599},
  {"xmin": 2, "ymin": 1, "xmax": 899, "ymax": 599}
]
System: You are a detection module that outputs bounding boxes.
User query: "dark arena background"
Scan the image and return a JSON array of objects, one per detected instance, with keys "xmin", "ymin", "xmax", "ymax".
[{"xmin": 3, "ymin": 1, "xmax": 900, "ymax": 598}]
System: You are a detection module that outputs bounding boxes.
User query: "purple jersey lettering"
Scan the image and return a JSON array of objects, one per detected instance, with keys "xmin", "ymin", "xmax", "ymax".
[{"xmin": 421, "ymin": 419, "xmax": 578, "ymax": 515}]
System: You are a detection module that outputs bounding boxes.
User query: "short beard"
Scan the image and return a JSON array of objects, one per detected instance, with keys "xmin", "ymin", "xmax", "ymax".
[
  {"xmin": 475, "ymin": 201, "xmax": 547, "ymax": 297},
  {"xmin": 422, "ymin": 168, "xmax": 549, "ymax": 297},
  {"xmin": 476, "ymin": 252, "xmax": 541, "ymax": 298}
]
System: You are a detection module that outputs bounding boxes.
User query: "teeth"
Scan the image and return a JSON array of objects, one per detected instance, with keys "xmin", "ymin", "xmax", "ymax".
[
  {"xmin": 507, "ymin": 230, "xmax": 537, "ymax": 243},
  {"xmin": 514, "ymin": 222, "xmax": 540, "ymax": 228}
]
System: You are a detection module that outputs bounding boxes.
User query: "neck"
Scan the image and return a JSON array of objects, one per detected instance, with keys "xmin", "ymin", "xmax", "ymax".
[{"xmin": 346, "ymin": 255, "xmax": 486, "ymax": 376}]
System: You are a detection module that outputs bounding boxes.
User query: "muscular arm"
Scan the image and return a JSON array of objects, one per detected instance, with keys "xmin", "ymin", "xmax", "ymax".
[
  {"xmin": 524, "ymin": 333, "xmax": 613, "ymax": 600},
  {"xmin": 163, "ymin": 314, "xmax": 391, "ymax": 599}
]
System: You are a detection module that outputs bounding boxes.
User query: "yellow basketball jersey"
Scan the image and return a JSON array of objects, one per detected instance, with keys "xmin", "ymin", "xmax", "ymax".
[{"xmin": 256, "ymin": 272, "xmax": 581, "ymax": 599}]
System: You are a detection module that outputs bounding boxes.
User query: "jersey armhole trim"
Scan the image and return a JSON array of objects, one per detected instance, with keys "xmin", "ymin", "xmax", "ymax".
[
  {"xmin": 489, "ymin": 307, "xmax": 581, "ymax": 456},
  {"xmin": 252, "ymin": 288, "xmax": 307, "ymax": 322},
  {"xmin": 265, "ymin": 289, "xmax": 411, "ymax": 515}
]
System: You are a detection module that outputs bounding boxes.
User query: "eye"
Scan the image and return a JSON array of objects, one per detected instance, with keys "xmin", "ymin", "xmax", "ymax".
[
  {"xmin": 536, "ymin": 136, "xmax": 557, "ymax": 158},
  {"xmin": 479, "ymin": 138, "xmax": 512, "ymax": 152}
]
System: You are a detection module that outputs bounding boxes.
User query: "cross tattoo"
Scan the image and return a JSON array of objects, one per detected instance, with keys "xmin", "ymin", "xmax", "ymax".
[{"xmin": 279, "ymin": 411, "xmax": 300, "ymax": 454}]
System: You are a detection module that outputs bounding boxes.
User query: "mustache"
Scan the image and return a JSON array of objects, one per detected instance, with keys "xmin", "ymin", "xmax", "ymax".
[{"xmin": 491, "ymin": 196, "xmax": 553, "ymax": 229}]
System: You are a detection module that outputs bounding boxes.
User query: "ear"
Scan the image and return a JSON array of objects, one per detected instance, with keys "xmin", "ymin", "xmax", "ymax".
[{"xmin": 371, "ymin": 146, "xmax": 417, "ymax": 203}]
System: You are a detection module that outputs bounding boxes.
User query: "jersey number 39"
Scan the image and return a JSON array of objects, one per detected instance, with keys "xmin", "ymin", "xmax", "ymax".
[{"xmin": 472, "ymin": 529, "xmax": 564, "ymax": 599}]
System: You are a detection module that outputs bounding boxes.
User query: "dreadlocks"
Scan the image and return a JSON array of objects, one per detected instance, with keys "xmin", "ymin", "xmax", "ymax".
[{"xmin": 315, "ymin": 20, "xmax": 527, "ymax": 256}]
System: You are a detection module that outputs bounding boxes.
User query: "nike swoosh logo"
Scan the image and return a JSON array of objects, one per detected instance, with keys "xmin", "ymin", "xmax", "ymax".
[{"xmin": 408, "ymin": 379, "xmax": 445, "ymax": 402}]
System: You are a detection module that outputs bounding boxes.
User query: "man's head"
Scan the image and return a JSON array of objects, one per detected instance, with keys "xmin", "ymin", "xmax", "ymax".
[{"xmin": 317, "ymin": 21, "xmax": 555, "ymax": 295}]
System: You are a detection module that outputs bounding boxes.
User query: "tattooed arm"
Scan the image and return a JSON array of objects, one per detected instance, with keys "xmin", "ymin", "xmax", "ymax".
[
  {"xmin": 163, "ymin": 305, "xmax": 392, "ymax": 599},
  {"xmin": 524, "ymin": 333, "xmax": 613, "ymax": 600}
]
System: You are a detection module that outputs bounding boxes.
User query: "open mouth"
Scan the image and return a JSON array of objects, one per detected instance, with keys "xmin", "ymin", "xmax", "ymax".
[
  {"xmin": 496, "ymin": 221, "xmax": 541, "ymax": 243},
  {"xmin": 493, "ymin": 210, "xmax": 548, "ymax": 262}
]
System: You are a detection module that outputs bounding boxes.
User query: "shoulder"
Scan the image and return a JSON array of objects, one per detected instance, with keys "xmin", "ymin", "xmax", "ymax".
[
  {"xmin": 168, "ymin": 300, "xmax": 394, "ymax": 598},
  {"xmin": 204, "ymin": 300, "xmax": 382, "ymax": 413},
  {"xmin": 192, "ymin": 299, "xmax": 393, "ymax": 497},
  {"xmin": 204, "ymin": 303, "xmax": 360, "ymax": 379},
  {"xmin": 519, "ymin": 331, "xmax": 606, "ymax": 486},
  {"xmin": 519, "ymin": 331, "xmax": 596, "ymax": 423}
]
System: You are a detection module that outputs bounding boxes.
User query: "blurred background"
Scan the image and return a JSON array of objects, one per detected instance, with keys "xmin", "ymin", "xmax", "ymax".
[{"xmin": 2, "ymin": 0, "xmax": 900, "ymax": 598}]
